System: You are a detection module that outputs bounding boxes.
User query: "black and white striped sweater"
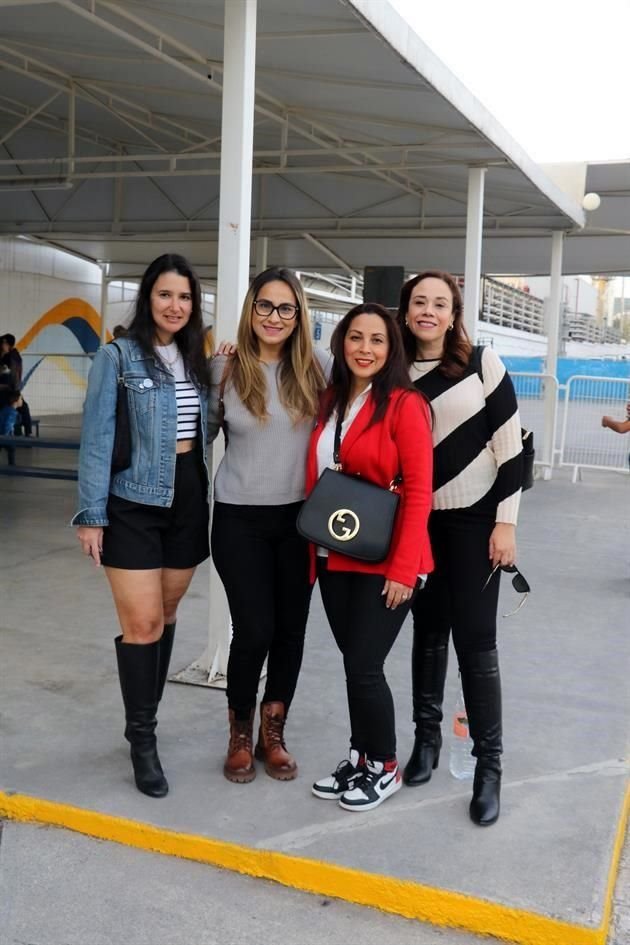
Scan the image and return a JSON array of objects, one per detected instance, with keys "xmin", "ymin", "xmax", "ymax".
[{"xmin": 410, "ymin": 346, "xmax": 522, "ymax": 524}]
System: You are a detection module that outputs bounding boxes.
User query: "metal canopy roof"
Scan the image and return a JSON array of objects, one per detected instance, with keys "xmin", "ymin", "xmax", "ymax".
[{"xmin": 0, "ymin": 0, "xmax": 587, "ymax": 278}]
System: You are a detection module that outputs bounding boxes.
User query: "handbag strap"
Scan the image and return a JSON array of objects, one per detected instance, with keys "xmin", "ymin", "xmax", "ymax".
[
  {"xmin": 110, "ymin": 340, "xmax": 124, "ymax": 387},
  {"xmin": 333, "ymin": 413, "xmax": 344, "ymax": 468},
  {"xmin": 333, "ymin": 409, "xmax": 402, "ymax": 490}
]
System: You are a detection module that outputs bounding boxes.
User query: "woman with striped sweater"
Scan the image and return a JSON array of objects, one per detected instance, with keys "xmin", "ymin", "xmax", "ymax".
[{"xmin": 397, "ymin": 270, "xmax": 523, "ymax": 826}]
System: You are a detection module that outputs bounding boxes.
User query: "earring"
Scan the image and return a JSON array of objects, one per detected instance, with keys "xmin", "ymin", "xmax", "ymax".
[
  {"xmin": 448, "ymin": 322, "xmax": 454, "ymax": 331},
  {"xmin": 405, "ymin": 319, "xmax": 409, "ymax": 328}
]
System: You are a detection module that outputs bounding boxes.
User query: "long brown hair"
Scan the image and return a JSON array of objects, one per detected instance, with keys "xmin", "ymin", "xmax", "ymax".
[
  {"xmin": 397, "ymin": 269, "xmax": 472, "ymax": 380},
  {"xmin": 325, "ymin": 303, "xmax": 416, "ymax": 427},
  {"xmin": 128, "ymin": 253, "xmax": 210, "ymax": 387},
  {"xmin": 228, "ymin": 267, "xmax": 325, "ymax": 421}
]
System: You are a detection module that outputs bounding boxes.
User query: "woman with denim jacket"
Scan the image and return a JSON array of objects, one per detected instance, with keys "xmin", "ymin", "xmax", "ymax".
[{"xmin": 73, "ymin": 254, "xmax": 211, "ymax": 799}]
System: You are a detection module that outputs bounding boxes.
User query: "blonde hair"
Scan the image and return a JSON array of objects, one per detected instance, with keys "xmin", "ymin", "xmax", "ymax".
[
  {"xmin": 228, "ymin": 268, "xmax": 325, "ymax": 422},
  {"xmin": 203, "ymin": 326, "xmax": 214, "ymax": 357}
]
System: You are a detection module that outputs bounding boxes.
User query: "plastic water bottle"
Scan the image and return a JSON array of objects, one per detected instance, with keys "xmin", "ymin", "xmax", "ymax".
[{"xmin": 449, "ymin": 684, "xmax": 475, "ymax": 780}]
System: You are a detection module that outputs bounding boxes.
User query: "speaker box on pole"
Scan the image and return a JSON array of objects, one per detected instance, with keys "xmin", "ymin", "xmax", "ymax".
[{"xmin": 363, "ymin": 266, "xmax": 405, "ymax": 308}]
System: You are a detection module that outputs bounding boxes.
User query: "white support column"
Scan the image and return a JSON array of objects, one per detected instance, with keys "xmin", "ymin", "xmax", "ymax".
[
  {"xmin": 463, "ymin": 167, "xmax": 486, "ymax": 342},
  {"xmin": 99, "ymin": 264, "xmax": 109, "ymax": 346},
  {"xmin": 175, "ymin": 0, "xmax": 257, "ymax": 689},
  {"xmin": 543, "ymin": 231, "xmax": 564, "ymax": 479},
  {"xmin": 215, "ymin": 0, "xmax": 257, "ymax": 324}
]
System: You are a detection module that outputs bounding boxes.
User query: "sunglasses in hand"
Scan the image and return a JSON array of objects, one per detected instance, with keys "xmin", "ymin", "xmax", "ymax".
[{"xmin": 482, "ymin": 563, "xmax": 530, "ymax": 617}]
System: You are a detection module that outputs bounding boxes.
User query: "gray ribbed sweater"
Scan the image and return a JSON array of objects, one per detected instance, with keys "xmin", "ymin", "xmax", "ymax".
[{"xmin": 207, "ymin": 353, "xmax": 328, "ymax": 505}]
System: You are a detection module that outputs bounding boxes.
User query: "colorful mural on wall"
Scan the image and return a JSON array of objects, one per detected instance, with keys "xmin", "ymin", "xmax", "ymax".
[{"xmin": 16, "ymin": 298, "xmax": 110, "ymax": 414}]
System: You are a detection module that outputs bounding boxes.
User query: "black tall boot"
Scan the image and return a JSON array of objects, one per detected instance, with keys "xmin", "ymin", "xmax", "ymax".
[
  {"xmin": 115, "ymin": 636, "xmax": 168, "ymax": 798},
  {"xmin": 403, "ymin": 631, "xmax": 448, "ymax": 785},
  {"xmin": 459, "ymin": 649, "xmax": 502, "ymax": 826},
  {"xmin": 157, "ymin": 621, "xmax": 176, "ymax": 704}
]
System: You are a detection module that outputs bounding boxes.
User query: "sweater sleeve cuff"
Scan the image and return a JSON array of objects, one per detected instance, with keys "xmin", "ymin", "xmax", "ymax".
[{"xmin": 496, "ymin": 491, "xmax": 520, "ymax": 526}]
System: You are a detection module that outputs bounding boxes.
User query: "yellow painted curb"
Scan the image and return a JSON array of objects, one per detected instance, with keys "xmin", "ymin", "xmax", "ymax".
[{"xmin": 1, "ymin": 786, "xmax": 627, "ymax": 945}]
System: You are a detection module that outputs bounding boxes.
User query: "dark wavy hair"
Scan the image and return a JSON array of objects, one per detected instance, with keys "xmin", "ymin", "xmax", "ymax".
[
  {"xmin": 397, "ymin": 269, "xmax": 472, "ymax": 380},
  {"xmin": 325, "ymin": 302, "xmax": 416, "ymax": 426},
  {"xmin": 127, "ymin": 253, "xmax": 209, "ymax": 387}
]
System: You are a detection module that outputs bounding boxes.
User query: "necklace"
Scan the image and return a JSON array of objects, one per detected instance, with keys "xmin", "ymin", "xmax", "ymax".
[{"xmin": 157, "ymin": 343, "xmax": 181, "ymax": 368}]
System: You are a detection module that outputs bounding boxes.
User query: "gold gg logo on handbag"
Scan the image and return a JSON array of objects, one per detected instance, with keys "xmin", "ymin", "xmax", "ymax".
[{"xmin": 327, "ymin": 509, "xmax": 360, "ymax": 541}]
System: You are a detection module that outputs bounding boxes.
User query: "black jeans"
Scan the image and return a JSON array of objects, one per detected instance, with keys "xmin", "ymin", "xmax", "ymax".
[
  {"xmin": 317, "ymin": 562, "xmax": 418, "ymax": 761},
  {"xmin": 15, "ymin": 400, "xmax": 32, "ymax": 437},
  {"xmin": 411, "ymin": 508, "xmax": 500, "ymax": 659},
  {"xmin": 211, "ymin": 502, "xmax": 312, "ymax": 719}
]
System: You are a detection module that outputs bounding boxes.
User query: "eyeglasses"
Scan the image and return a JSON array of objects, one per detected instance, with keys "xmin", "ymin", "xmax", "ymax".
[
  {"xmin": 482, "ymin": 564, "xmax": 530, "ymax": 617},
  {"xmin": 253, "ymin": 299, "xmax": 299, "ymax": 320}
]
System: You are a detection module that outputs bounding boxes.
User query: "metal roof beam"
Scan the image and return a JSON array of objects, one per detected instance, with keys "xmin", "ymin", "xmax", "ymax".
[
  {"xmin": 0, "ymin": 223, "xmax": 568, "ymax": 240},
  {"xmin": 33, "ymin": 5, "xmax": 432, "ymax": 203},
  {"xmin": 75, "ymin": 81, "xmax": 167, "ymax": 151},
  {"xmin": 0, "ymin": 160, "xmax": 507, "ymax": 183},
  {"xmin": 1, "ymin": 140, "xmax": 52, "ymax": 219},
  {"xmin": 0, "ymin": 94, "xmax": 134, "ymax": 151},
  {"xmin": 0, "ymin": 45, "xmax": 214, "ymax": 149},
  {"xmin": 56, "ymin": 0, "xmax": 219, "ymax": 89},
  {"xmin": 302, "ymin": 233, "xmax": 359, "ymax": 277},
  {"xmin": 80, "ymin": 80, "xmax": 218, "ymax": 144},
  {"xmin": 288, "ymin": 104, "xmax": 486, "ymax": 137},
  {"xmin": 0, "ymin": 142, "xmax": 511, "ymax": 168},
  {"xmin": 257, "ymin": 27, "xmax": 366, "ymax": 40},
  {"xmin": 0, "ymin": 89, "xmax": 61, "ymax": 147}
]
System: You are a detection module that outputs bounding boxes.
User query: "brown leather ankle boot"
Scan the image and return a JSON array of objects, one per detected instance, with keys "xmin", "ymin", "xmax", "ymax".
[
  {"xmin": 223, "ymin": 708, "xmax": 256, "ymax": 783},
  {"xmin": 254, "ymin": 701, "xmax": 297, "ymax": 780}
]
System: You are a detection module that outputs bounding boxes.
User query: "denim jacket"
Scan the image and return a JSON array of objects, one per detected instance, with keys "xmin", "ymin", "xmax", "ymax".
[{"xmin": 72, "ymin": 337, "xmax": 210, "ymax": 527}]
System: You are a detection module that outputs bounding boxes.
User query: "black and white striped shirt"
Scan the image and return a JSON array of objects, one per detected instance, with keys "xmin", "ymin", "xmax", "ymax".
[
  {"xmin": 156, "ymin": 343, "xmax": 200, "ymax": 441},
  {"xmin": 410, "ymin": 346, "xmax": 522, "ymax": 524},
  {"xmin": 175, "ymin": 379, "xmax": 200, "ymax": 440}
]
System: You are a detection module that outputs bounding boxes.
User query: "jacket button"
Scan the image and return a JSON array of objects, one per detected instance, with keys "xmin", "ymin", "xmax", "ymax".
[{"xmin": 144, "ymin": 379, "xmax": 153, "ymax": 388}]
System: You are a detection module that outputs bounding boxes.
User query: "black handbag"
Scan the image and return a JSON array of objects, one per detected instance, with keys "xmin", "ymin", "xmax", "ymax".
[
  {"xmin": 110, "ymin": 341, "xmax": 132, "ymax": 474},
  {"xmin": 297, "ymin": 415, "xmax": 401, "ymax": 562},
  {"xmin": 521, "ymin": 428, "xmax": 534, "ymax": 491}
]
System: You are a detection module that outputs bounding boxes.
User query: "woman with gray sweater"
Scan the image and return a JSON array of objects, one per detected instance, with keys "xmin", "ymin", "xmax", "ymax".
[{"xmin": 207, "ymin": 267, "xmax": 328, "ymax": 784}]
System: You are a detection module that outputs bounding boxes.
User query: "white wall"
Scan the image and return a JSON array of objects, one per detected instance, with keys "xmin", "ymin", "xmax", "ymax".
[
  {"xmin": 525, "ymin": 274, "xmax": 597, "ymax": 317},
  {"xmin": 564, "ymin": 276, "xmax": 597, "ymax": 317},
  {"xmin": 0, "ymin": 237, "xmax": 102, "ymax": 344},
  {"xmin": 477, "ymin": 321, "xmax": 547, "ymax": 357},
  {"xmin": 0, "ymin": 237, "xmax": 103, "ymax": 414}
]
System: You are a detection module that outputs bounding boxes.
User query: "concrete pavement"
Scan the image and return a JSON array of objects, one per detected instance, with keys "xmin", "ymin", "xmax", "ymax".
[{"xmin": 0, "ymin": 465, "xmax": 628, "ymax": 944}]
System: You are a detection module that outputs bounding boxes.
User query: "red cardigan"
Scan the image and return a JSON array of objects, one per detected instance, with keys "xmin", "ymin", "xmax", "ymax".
[{"xmin": 305, "ymin": 388, "xmax": 434, "ymax": 586}]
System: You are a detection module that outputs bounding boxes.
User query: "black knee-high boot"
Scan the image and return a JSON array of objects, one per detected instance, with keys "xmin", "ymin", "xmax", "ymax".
[
  {"xmin": 403, "ymin": 631, "xmax": 449, "ymax": 785},
  {"xmin": 157, "ymin": 622, "xmax": 176, "ymax": 704},
  {"xmin": 459, "ymin": 649, "xmax": 502, "ymax": 826},
  {"xmin": 115, "ymin": 636, "xmax": 168, "ymax": 798}
]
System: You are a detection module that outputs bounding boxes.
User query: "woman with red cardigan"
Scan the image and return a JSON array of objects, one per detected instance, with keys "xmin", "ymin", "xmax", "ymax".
[{"xmin": 306, "ymin": 303, "xmax": 434, "ymax": 812}]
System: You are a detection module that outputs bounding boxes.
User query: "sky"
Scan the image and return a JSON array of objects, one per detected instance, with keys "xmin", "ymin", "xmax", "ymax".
[{"xmin": 390, "ymin": 0, "xmax": 629, "ymax": 164}]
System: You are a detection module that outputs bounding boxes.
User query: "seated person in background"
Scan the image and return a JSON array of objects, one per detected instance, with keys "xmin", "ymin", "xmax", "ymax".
[
  {"xmin": 0, "ymin": 333, "xmax": 23, "ymax": 388},
  {"xmin": 0, "ymin": 334, "xmax": 31, "ymax": 434},
  {"xmin": 0, "ymin": 345, "xmax": 12, "ymax": 408},
  {"xmin": 0, "ymin": 390, "xmax": 22, "ymax": 465},
  {"xmin": 13, "ymin": 394, "xmax": 32, "ymax": 437},
  {"xmin": 602, "ymin": 401, "xmax": 630, "ymax": 434}
]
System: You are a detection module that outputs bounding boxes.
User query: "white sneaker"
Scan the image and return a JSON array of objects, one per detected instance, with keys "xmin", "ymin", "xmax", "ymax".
[
  {"xmin": 312, "ymin": 749, "xmax": 364, "ymax": 800},
  {"xmin": 338, "ymin": 758, "xmax": 402, "ymax": 812}
]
